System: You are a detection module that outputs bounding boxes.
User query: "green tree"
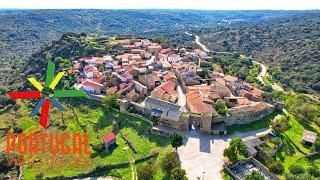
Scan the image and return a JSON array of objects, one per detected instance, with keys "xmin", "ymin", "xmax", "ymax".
[
  {"xmin": 216, "ymin": 99, "xmax": 226, "ymax": 109},
  {"xmin": 223, "ymin": 147, "xmax": 237, "ymax": 163},
  {"xmin": 268, "ymin": 161, "xmax": 284, "ymax": 174},
  {"xmin": 223, "ymin": 138, "xmax": 247, "ymax": 163},
  {"xmin": 307, "ymin": 167, "xmax": 320, "ymax": 177},
  {"xmin": 161, "ymin": 152, "xmax": 181, "ymax": 175},
  {"xmin": 35, "ymin": 173, "xmax": 44, "ymax": 180},
  {"xmin": 138, "ymin": 161, "xmax": 155, "ymax": 180},
  {"xmin": 170, "ymin": 167, "xmax": 188, "ymax": 180},
  {"xmin": 215, "ymin": 99, "xmax": 229, "ymax": 115},
  {"xmin": 245, "ymin": 171, "xmax": 265, "ymax": 180},
  {"xmin": 294, "ymin": 103, "xmax": 318, "ymax": 122},
  {"xmin": 289, "ymin": 165, "xmax": 305, "ymax": 175},
  {"xmin": 170, "ymin": 132, "xmax": 183, "ymax": 151},
  {"xmin": 230, "ymin": 138, "xmax": 247, "ymax": 156},
  {"xmin": 154, "ymin": 37, "xmax": 164, "ymax": 44},
  {"xmin": 102, "ymin": 93, "xmax": 119, "ymax": 111}
]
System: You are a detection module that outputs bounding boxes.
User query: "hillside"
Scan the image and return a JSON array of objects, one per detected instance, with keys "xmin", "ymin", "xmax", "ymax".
[
  {"xmin": 0, "ymin": 9, "xmax": 314, "ymax": 89},
  {"xmin": 195, "ymin": 12, "xmax": 320, "ymax": 94}
]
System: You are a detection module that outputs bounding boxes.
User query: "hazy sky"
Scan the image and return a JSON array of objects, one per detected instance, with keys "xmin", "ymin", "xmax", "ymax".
[{"xmin": 1, "ymin": 0, "xmax": 320, "ymax": 10}]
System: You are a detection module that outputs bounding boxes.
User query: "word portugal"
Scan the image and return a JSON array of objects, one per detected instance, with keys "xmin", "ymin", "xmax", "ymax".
[{"xmin": 6, "ymin": 132, "xmax": 91, "ymax": 155}]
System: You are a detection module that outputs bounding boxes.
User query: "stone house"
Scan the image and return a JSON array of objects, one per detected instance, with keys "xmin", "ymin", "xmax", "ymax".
[
  {"xmin": 80, "ymin": 80, "xmax": 104, "ymax": 94},
  {"xmin": 302, "ymin": 130, "xmax": 317, "ymax": 146},
  {"xmin": 150, "ymin": 81, "xmax": 178, "ymax": 103},
  {"xmin": 243, "ymin": 136, "xmax": 264, "ymax": 157},
  {"xmin": 103, "ymin": 132, "xmax": 117, "ymax": 152},
  {"xmin": 138, "ymin": 74, "xmax": 161, "ymax": 90},
  {"xmin": 145, "ymin": 97, "xmax": 187, "ymax": 130}
]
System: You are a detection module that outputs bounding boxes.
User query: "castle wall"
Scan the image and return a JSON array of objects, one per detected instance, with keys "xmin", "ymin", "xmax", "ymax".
[{"xmin": 212, "ymin": 105, "xmax": 275, "ymax": 126}]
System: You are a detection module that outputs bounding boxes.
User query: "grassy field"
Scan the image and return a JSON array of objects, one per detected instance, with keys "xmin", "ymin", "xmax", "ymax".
[
  {"xmin": 0, "ymin": 100, "xmax": 171, "ymax": 179},
  {"xmin": 226, "ymin": 110, "xmax": 281, "ymax": 135},
  {"xmin": 275, "ymin": 110, "xmax": 320, "ymax": 177}
]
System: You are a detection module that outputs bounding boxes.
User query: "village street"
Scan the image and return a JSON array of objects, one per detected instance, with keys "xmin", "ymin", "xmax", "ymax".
[{"xmin": 177, "ymin": 85, "xmax": 187, "ymax": 107}]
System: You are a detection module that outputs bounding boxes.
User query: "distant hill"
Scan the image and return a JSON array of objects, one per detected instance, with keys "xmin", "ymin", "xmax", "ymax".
[
  {"xmin": 195, "ymin": 12, "xmax": 320, "ymax": 94},
  {"xmin": 0, "ymin": 9, "xmax": 317, "ymax": 90}
]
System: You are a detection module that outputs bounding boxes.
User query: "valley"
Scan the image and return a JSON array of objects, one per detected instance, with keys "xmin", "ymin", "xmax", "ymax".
[{"xmin": 0, "ymin": 9, "xmax": 319, "ymax": 180}]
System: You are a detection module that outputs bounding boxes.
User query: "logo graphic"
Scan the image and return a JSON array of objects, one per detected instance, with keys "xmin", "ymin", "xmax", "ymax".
[{"xmin": 7, "ymin": 61, "xmax": 86, "ymax": 128}]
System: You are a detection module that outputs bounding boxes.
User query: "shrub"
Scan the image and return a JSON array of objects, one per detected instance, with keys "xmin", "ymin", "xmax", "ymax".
[
  {"xmin": 218, "ymin": 108, "xmax": 228, "ymax": 115},
  {"xmin": 289, "ymin": 165, "xmax": 305, "ymax": 175},
  {"xmin": 215, "ymin": 99, "xmax": 229, "ymax": 115},
  {"xmin": 170, "ymin": 167, "xmax": 188, "ymax": 180},
  {"xmin": 268, "ymin": 161, "xmax": 284, "ymax": 174},
  {"xmin": 245, "ymin": 171, "xmax": 265, "ymax": 180},
  {"xmin": 307, "ymin": 167, "xmax": 320, "ymax": 177},
  {"xmin": 138, "ymin": 161, "xmax": 155, "ymax": 180},
  {"xmin": 161, "ymin": 152, "xmax": 181, "ymax": 175},
  {"xmin": 315, "ymin": 117, "xmax": 320, "ymax": 127},
  {"xmin": 223, "ymin": 147, "xmax": 237, "ymax": 163},
  {"xmin": 295, "ymin": 173, "xmax": 314, "ymax": 180},
  {"xmin": 223, "ymin": 138, "xmax": 248, "ymax": 163},
  {"xmin": 284, "ymin": 173, "xmax": 295, "ymax": 180},
  {"xmin": 271, "ymin": 115, "xmax": 290, "ymax": 132},
  {"xmin": 91, "ymin": 142, "xmax": 104, "ymax": 152},
  {"xmin": 270, "ymin": 137, "xmax": 282, "ymax": 145}
]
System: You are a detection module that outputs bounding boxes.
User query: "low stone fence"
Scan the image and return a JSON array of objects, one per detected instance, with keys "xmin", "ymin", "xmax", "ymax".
[
  {"xmin": 122, "ymin": 111, "xmax": 153, "ymax": 126},
  {"xmin": 306, "ymin": 152, "xmax": 320, "ymax": 160},
  {"xmin": 86, "ymin": 93, "xmax": 105, "ymax": 101},
  {"xmin": 120, "ymin": 132, "xmax": 138, "ymax": 153},
  {"xmin": 213, "ymin": 105, "xmax": 275, "ymax": 126},
  {"xmin": 47, "ymin": 152, "xmax": 159, "ymax": 180}
]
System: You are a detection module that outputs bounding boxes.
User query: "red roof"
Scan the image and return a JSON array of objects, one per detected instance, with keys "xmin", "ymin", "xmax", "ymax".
[
  {"xmin": 82, "ymin": 80, "xmax": 103, "ymax": 89},
  {"xmin": 103, "ymin": 132, "xmax": 116, "ymax": 144}
]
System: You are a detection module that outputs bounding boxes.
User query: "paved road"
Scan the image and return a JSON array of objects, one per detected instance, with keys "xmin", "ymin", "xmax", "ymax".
[{"xmin": 177, "ymin": 85, "xmax": 186, "ymax": 107}]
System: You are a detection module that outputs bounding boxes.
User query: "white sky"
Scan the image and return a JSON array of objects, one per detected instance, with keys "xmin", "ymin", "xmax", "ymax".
[{"xmin": 1, "ymin": 0, "xmax": 320, "ymax": 10}]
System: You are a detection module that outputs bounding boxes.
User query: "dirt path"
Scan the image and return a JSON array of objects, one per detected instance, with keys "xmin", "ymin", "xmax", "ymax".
[
  {"xmin": 195, "ymin": 35, "xmax": 210, "ymax": 53},
  {"xmin": 252, "ymin": 60, "xmax": 267, "ymax": 85},
  {"xmin": 123, "ymin": 147, "xmax": 137, "ymax": 180}
]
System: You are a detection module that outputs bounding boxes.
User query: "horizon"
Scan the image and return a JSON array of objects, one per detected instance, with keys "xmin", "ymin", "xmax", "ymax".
[
  {"xmin": 1, "ymin": 0, "xmax": 320, "ymax": 10},
  {"xmin": 1, "ymin": 8, "xmax": 320, "ymax": 11}
]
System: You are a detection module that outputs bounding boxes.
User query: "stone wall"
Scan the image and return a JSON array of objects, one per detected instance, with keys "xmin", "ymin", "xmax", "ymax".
[
  {"xmin": 120, "ymin": 98, "xmax": 275, "ymax": 133},
  {"xmin": 212, "ymin": 104, "xmax": 275, "ymax": 126}
]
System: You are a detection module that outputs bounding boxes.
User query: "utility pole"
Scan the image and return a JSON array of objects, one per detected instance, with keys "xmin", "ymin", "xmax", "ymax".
[{"xmin": 202, "ymin": 171, "xmax": 206, "ymax": 180}]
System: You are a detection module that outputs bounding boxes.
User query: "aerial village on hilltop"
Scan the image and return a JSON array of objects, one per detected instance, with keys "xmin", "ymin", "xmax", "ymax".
[{"xmin": 69, "ymin": 35, "xmax": 277, "ymax": 136}]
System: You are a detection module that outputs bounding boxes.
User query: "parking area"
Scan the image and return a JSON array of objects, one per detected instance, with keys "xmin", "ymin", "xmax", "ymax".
[{"xmin": 177, "ymin": 130, "xmax": 229, "ymax": 180}]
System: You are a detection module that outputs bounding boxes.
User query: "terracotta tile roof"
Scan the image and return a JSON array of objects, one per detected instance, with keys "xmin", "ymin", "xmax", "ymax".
[
  {"xmin": 138, "ymin": 74, "xmax": 161, "ymax": 85},
  {"xmin": 228, "ymin": 102, "xmax": 272, "ymax": 115},
  {"xmin": 251, "ymin": 88, "xmax": 262, "ymax": 97},
  {"xmin": 84, "ymin": 65, "xmax": 98, "ymax": 73},
  {"xmin": 82, "ymin": 80, "xmax": 103, "ymax": 89},
  {"xmin": 160, "ymin": 48, "xmax": 171, "ymax": 54},
  {"xmin": 302, "ymin": 130, "xmax": 317, "ymax": 143},
  {"xmin": 151, "ymin": 81, "xmax": 178, "ymax": 101},
  {"xmin": 117, "ymin": 82, "xmax": 134, "ymax": 96},
  {"xmin": 103, "ymin": 132, "xmax": 116, "ymax": 144},
  {"xmin": 107, "ymin": 86, "xmax": 118, "ymax": 94},
  {"xmin": 225, "ymin": 97, "xmax": 250, "ymax": 106},
  {"xmin": 164, "ymin": 73, "xmax": 177, "ymax": 81},
  {"xmin": 215, "ymin": 77, "xmax": 226, "ymax": 86},
  {"xmin": 186, "ymin": 91, "xmax": 215, "ymax": 115},
  {"xmin": 224, "ymin": 75, "xmax": 238, "ymax": 83}
]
